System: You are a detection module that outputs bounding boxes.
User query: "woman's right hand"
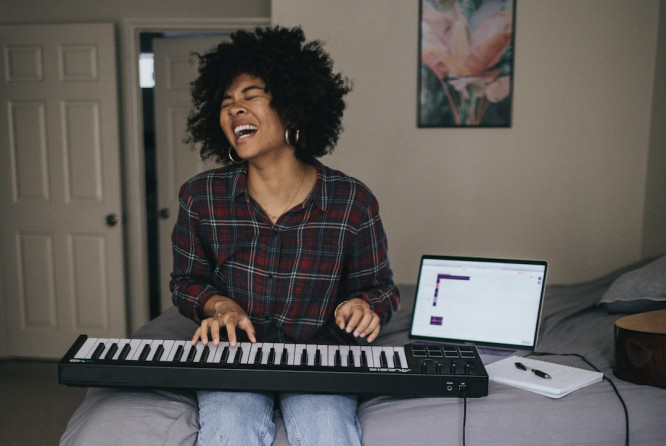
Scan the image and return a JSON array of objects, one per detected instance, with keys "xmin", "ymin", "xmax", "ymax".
[{"xmin": 192, "ymin": 296, "xmax": 257, "ymax": 346}]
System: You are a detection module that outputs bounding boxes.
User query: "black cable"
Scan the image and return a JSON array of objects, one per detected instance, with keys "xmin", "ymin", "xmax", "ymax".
[
  {"xmin": 460, "ymin": 384, "xmax": 468, "ymax": 446},
  {"xmin": 530, "ymin": 352, "xmax": 629, "ymax": 446}
]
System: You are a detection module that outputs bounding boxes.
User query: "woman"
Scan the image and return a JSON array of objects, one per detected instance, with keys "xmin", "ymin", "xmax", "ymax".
[{"xmin": 170, "ymin": 26, "xmax": 400, "ymax": 446}]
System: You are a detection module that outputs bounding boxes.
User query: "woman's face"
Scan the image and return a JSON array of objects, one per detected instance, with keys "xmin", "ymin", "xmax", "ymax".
[{"xmin": 219, "ymin": 73, "xmax": 288, "ymax": 163}]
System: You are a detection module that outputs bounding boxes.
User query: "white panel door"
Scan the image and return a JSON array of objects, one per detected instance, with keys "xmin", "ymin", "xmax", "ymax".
[
  {"xmin": 0, "ymin": 24, "xmax": 126, "ymax": 358},
  {"xmin": 153, "ymin": 36, "xmax": 226, "ymax": 312}
]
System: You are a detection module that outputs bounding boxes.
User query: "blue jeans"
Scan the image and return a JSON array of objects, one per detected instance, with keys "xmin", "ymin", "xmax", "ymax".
[{"xmin": 196, "ymin": 390, "xmax": 362, "ymax": 446}]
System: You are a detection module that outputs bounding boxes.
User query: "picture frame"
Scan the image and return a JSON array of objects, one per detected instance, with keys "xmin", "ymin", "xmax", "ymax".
[{"xmin": 418, "ymin": 0, "xmax": 516, "ymax": 127}]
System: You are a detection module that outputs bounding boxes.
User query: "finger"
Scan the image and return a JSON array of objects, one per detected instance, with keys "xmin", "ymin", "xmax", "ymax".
[
  {"xmin": 191, "ymin": 327, "xmax": 202, "ymax": 345},
  {"xmin": 352, "ymin": 311, "xmax": 375, "ymax": 338},
  {"xmin": 240, "ymin": 318, "xmax": 258, "ymax": 343},
  {"xmin": 336, "ymin": 309, "xmax": 348, "ymax": 330},
  {"xmin": 366, "ymin": 325, "xmax": 381, "ymax": 343},
  {"xmin": 210, "ymin": 318, "xmax": 221, "ymax": 345},
  {"xmin": 358, "ymin": 313, "xmax": 380, "ymax": 338},
  {"xmin": 198, "ymin": 320, "xmax": 210, "ymax": 345},
  {"xmin": 345, "ymin": 306, "xmax": 365, "ymax": 334},
  {"xmin": 226, "ymin": 322, "xmax": 238, "ymax": 347}
]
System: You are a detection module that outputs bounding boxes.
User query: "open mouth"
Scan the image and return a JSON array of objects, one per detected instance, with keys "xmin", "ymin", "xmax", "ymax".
[{"xmin": 233, "ymin": 124, "xmax": 258, "ymax": 140}]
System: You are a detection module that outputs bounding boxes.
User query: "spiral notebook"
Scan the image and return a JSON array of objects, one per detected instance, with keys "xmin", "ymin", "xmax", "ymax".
[{"xmin": 485, "ymin": 355, "xmax": 604, "ymax": 398}]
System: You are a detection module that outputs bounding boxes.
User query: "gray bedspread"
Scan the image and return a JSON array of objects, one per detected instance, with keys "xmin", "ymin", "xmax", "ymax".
[{"xmin": 60, "ymin": 258, "xmax": 666, "ymax": 446}]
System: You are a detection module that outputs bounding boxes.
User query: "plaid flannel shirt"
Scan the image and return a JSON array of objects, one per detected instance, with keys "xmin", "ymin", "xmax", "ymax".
[{"xmin": 170, "ymin": 160, "xmax": 400, "ymax": 344}]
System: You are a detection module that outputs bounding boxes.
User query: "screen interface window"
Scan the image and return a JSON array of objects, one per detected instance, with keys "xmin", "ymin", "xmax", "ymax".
[{"xmin": 412, "ymin": 259, "xmax": 545, "ymax": 346}]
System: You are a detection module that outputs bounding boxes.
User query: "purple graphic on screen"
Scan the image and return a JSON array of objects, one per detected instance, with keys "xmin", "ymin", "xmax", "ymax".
[
  {"xmin": 430, "ymin": 316, "xmax": 443, "ymax": 326},
  {"xmin": 432, "ymin": 273, "xmax": 470, "ymax": 306}
]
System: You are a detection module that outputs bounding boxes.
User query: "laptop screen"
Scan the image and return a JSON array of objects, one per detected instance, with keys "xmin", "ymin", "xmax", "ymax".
[{"xmin": 409, "ymin": 255, "xmax": 548, "ymax": 350}]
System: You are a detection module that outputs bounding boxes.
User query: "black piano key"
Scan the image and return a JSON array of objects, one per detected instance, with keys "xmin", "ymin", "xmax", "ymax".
[
  {"xmin": 173, "ymin": 345, "xmax": 184, "ymax": 362},
  {"xmin": 360, "ymin": 350, "xmax": 368, "ymax": 367},
  {"xmin": 393, "ymin": 351, "xmax": 402, "ymax": 368},
  {"xmin": 347, "ymin": 349, "xmax": 355, "ymax": 367},
  {"xmin": 139, "ymin": 344, "xmax": 151, "ymax": 361},
  {"xmin": 254, "ymin": 347, "xmax": 263, "ymax": 365},
  {"xmin": 119, "ymin": 343, "xmax": 131, "ymax": 360},
  {"xmin": 379, "ymin": 351, "xmax": 388, "ymax": 368},
  {"xmin": 280, "ymin": 348, "xmax": 288, "ymax": 365},
  {"xmin": 153, "ymin": 344, "xmax": 164, "ymax": 362},
  {"xmin": 233, "ymin": 347, "xmax": 242, "ymax": 364},
  {"xmin": 200, "ymin": 346, "xmax": 210, "ymax": 363},
  {"xmin": 105, "ymin": 343, "xmax": 118, "ymax": 360},
  {"xmin": 91, "ymin": 342, "xmax": 105, "ymax": 360},
  {"xmin": 334, "ymin": 349, "xmax": 342, "ymax": 367},
  {"xmin": 186, "ymin": 346, "xmax": 197, "ymax": 362},
  {"xmin": 221, "ymin": 346, "xmax": 229, "ymax": 362},
  {"xmin": 315, "ymin": 349, "xmax": 322, "ymax": 366},
  {"xmin": 268, "ymin": 348, "xmax": 276, "ymax": 365},
  {"xmin": 300, "ymin": 348, "xmax": 308, "ymax": 365}
]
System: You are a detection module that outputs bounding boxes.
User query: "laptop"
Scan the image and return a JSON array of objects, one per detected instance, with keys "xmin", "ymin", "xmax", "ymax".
[{"xmin": 409, "ymin": 255, "xmax": 548, "ymax": 364}]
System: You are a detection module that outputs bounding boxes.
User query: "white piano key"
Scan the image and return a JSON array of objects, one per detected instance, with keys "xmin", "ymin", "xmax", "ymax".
[
  {"xmin": 283, "ymin": 343, "xmax": 296, "ymax": 366},
  {"xmin": 238, "ymin": 342, "xmax": 251, "ymax": 364},
  {"xmin": 213, "ymin": 342, "xmax": 229, "ymax": 363},
  {"xmin": 158, "ymin": 340, "xmax": 175, "ymax": 361},
  {"xmin": 317, "ymin": 346, "xmax": 329, "ymax": 366},
  {"xmin": 349, "ymin": 346, "xmax": 362, "ymax": 367},
  {"xmin": 180, "ymin": 343, "xmax": 194, "ymax": 362},
  {"xmin": 99, "ymin": 338, "xmax": 119, "ymax": 360},
  {"xmin": 306, "ymin": 344, "xmax": 318, "ymax": 366},
  {"xmin": 143, "ymin": 340, "xmax": 161, "ymax": 361},
  {"xmin": 127, "ymin": 339, "xmax": 146, "ymax": 360},
  {"xmin": 260, "ymin": 343, "xmax": 274, "ymax": 365},
  {"xmin": 273, "ymin": 343, "xmax": 282, "ymax": 364},
  {"xmin": 248, "ymin": 343, "xmax": 262, "ymax": 364},
  {"xmin": 327, "ymin": 346, "xmax": 340, "ymax": 367},
  {"xmin": 74, "ymin": 337, "xmax": 99, "ymax": 359},
  {"xmin": 165, "ymin": 340, "xmax": 186, "ymax": 361},
  {"xmin": 225, "ymin": 344, "xmax": 239, "ymax": 364},
  {"xmin": 294, "ymin": 344, "xmax": 307, "ymax": 366},
  {"xmin": 111, "ymin": 339, "xmax": 131, "ymax": 360},
  {"xmin": 192, "ymin": 343, "xmax": 205, "ymax": 362},
  {"xmin": 338, "ymin": 345, "xmax": 350, "ymax": 367},
  {"xmin": 394, "ymin": 346, "xmax": 408, "ymax": 369},
  {"xmin": 361, "ymin": 346, "xmax": 374, "ymax": 367}
]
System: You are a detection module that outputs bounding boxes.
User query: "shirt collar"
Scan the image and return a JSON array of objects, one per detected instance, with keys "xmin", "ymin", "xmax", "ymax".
[
  {"xmin": 231, "ymin": 160, "xmax": 328, "ymax": 212},
  {"xmin": 231, "ymin": 163, "xmax": 249, "ymax": 200}
]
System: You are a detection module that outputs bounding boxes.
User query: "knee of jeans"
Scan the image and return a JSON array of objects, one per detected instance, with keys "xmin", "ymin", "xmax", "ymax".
[{"xmin": 280, "ymin": 394, "xmax": 362, "ymax": 445}]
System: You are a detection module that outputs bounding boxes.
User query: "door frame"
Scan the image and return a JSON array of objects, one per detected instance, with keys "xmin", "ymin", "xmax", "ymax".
[{"xmin": 120, "ymin": 18, "xmax": 269, "ymax": 333}]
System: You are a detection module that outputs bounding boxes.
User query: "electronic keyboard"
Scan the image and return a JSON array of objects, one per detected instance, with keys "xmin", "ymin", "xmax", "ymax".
[{"xmin": 58, "ymin": 335, "xmax": 488, "ymax": 397}]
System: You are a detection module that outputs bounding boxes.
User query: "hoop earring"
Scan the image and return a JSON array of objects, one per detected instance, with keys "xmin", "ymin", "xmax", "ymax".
[
  {"xmin": 284, "ymin": 127, "xmax": 300, "ymax": 148},
  {"xmin": 227, "ymin": 147, "xmax": 245, "ymax": 165}
]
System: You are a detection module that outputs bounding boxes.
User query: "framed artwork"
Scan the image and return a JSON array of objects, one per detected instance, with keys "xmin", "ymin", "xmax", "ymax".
[{"xmin": 418, "ymin": 0, "xmax": 516, "ymax": 127}]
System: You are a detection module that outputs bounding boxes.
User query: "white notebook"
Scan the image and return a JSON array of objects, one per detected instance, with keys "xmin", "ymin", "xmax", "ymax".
[{"xmin": 486, "ymin": 356, "xmax": 604, "ymax": 398}]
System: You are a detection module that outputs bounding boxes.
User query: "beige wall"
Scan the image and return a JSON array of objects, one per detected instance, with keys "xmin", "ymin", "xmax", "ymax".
[
  {"xmin": 1, "ymin": 0, "xmax": 662, "ymax": 286},
  {"xmin": 273, "ymin": 0, "xmax": 663, "ymax": 285},
  {"xmin": 0, "ymin": 0, "xmax": 269, "ymax": 22},
  {"xmin": 644, "ymin": 1, "xmax": 666, "ymax": 259}
]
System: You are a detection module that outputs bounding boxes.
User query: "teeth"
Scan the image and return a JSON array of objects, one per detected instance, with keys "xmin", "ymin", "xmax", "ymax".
[{"xmin": 233, "ymin": 124, "xmax": 258, "ymax": 137}]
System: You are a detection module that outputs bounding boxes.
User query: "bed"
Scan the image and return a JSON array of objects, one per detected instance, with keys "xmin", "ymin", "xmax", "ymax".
[{"xmin": 60, "ymin": 256, "xmax": 666, "ymax": 445}]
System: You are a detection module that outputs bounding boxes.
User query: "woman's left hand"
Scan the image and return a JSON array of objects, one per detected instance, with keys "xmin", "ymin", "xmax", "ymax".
[{"xmin": 334, "ymin": 298, "xmax": 381, "ymax": 343}]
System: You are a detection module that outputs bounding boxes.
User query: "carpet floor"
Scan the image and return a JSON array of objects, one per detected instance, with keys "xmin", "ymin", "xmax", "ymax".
[{"xmin": 0, "ymin": 360, "xmax": 87, "ymax": 446}]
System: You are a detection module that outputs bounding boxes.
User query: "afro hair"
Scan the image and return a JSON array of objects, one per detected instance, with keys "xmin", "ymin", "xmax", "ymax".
[{"xmin": 185, "ymin": 26, "xmax": 352, "ymax": 164}]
